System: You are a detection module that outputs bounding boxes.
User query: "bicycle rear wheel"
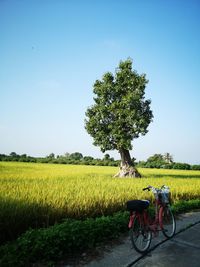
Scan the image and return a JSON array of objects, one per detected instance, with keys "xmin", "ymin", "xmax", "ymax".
[
  {"xmin": 130, "ymin": 215, "xmax": 152, "ymax": 253},
  {"xmin": 161, "ymin": 205, "xmax": 176, "ymax": 238}
]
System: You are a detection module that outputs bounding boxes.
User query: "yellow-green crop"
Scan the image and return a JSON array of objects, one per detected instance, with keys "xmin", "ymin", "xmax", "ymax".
[{"xmin": 1, "ymin": 162, "xmax": 200, "ymax": 243}]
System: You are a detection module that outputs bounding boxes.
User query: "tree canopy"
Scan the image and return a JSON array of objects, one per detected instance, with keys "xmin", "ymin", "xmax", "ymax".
[{"xmin": 85, "ymin": 59, "xmax": 153, "ymax": 177}]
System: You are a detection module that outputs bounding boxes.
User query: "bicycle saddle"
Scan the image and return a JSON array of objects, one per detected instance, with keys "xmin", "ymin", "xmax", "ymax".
[{"xmin": 126, "ymin": 200, "xmax": 150, "ymax": 212}]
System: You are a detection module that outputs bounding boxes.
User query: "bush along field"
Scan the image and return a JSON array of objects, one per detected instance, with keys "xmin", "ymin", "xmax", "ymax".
[{"xmin": 1, "ymin": 162, "xmax": 200, "ymax": 266}]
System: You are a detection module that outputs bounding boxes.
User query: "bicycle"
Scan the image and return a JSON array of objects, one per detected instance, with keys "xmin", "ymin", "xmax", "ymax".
[{"xmin": 126, "ymin": 185, "xmax": 176, "ymax": 253}]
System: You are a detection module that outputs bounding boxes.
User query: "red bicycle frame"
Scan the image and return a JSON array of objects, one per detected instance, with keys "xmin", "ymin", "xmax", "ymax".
[{"xmin": 128, "ymin": 197, "xmax": 166, "ymax": 235}]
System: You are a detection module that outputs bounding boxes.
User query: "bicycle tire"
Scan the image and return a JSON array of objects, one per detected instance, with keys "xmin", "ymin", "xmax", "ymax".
[
  {"xmin": 130, "ymin": 215, "xmax": 152, "ymax": 253},
  {"xmin": 160, "ymin": 205, "xmax": 176, "ymax": 238}
]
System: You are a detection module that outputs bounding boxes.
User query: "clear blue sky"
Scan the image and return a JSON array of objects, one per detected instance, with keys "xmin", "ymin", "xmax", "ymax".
[{"xmin": 0, "ymin": 0, "xmax": 200, "ymax": 164}]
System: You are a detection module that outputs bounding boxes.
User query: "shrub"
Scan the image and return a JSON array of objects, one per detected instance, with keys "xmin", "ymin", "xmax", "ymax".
[
  {"xmin": 173, "ymin": 163, "xmax": 191, "ymax": 170},
  {"xmin": 191, "ymin": 165, "xmax": 200, "ymax": 170},
  {"xmin": 1, "ymin": 200, "xmax": 200, "ymax": 267},
  {"xmin": 0, "ymin": 212, "xmax": 128, "ymax": 267}
]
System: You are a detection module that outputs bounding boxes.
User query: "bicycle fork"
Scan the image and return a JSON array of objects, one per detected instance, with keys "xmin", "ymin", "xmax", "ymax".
[{"xmin": 128, "ymin": 211, "xmax": 135, "ymax": 228}]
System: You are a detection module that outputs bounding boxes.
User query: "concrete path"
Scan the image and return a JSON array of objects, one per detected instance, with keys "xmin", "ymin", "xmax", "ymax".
[
  {"xmin": 82, "ymin": 211, "xmax": 200, "ymax": 267},
  {"xmin": 134, "ymin": 223, "xmax": 200, "ymax": 267}
]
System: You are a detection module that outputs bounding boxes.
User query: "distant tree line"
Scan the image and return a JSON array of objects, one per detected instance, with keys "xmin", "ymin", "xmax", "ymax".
[
  {"xmin": 0, "ymin": 152, "xmax": 120, "ymax": 167},
  {"xmin": 0, "ymin": 152, "xmax": 199, "ymax": 170},
  {"xmin": 137, "ymin": 153, "xmax": 200, "ymax": 170}
]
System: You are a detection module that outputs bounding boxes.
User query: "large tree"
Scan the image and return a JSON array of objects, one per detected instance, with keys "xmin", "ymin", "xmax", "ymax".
[{"xmin": 85, "ymin": 59, "xmax": 153, "ymax": 177}]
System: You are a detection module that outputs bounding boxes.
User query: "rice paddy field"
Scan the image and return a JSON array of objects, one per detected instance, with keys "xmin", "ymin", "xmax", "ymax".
[{"xmin": 1, "ymin": 161, "xmax": 200, "ymax": 243}]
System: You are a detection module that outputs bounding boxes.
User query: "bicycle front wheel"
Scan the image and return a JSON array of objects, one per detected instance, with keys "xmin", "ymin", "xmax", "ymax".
[
  {"xmin": 161, "ymin": 205, "xmax": 176, "ymax": 238},
  {"xmin": 130, "ymin": 215, "xmax": 152, "ymax": 253}
]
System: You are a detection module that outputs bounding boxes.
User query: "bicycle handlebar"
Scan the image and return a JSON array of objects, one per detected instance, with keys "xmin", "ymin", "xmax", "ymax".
[
  {"xmin": 143, "ymin": 185, "xmax": 169, "ymax": 193},
  {"xmin": 143, "ymin": 186, "xmax": 152, "ymax": 191}
]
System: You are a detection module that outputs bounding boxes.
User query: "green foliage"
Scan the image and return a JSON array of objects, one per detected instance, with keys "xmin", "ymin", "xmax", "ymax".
[
  {"xmin": 85, "ymin": 58, "xmax": 153, "ymax": 153},
  {"xmin": 1, "ymin": 152, "xmax": 198, "ymax": 170},
  {"xmin": 104, "ymin": 153, "xmax": 110, "ymax": 160},
  {"xmin": 136, "ymin": 153, "xmax": 196, "ymax": 171},
  {"xmin": 47, "ymin": 153, "xmax": 55, "ymax": 159},
  {"xmin": 1, "ymin": 200, "xmax": 200, "ymax": 267},
  {"xmin": 0, "ymin": 153, "xmax": 118, "ymax": 167},
  {"xmin": 145, "ymin": 154, "xmax": 166, "ymax": 168},
  {"xmin": 172, "ymin": 162, "xmax": 191, "ymax": 170},
  {"xmin": 0, "ymin": 212, "xmax": 128, "ymax": 267},
  {"xmin": 172, "ymin": 199, "xmax": 200, "ymax": 214},
  {"xmin": 191, "ymin": 165, "xmax": 200, "ymax": 170},
  {"xmin": 69, "ymin": 152, "xmax": 83, "ymax": 160},
  {"xmin": 83, "ymin": 156, "xmax": 94, "ymax": 161},
  {"xmin": 0, "ymin": 153, "xmax": 37, "ymax": 163}
]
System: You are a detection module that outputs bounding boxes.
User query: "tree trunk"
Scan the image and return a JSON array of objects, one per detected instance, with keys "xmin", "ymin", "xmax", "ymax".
[{"xmin": 114, "ymin": 148, "xmax": 141, "ymax": 178}]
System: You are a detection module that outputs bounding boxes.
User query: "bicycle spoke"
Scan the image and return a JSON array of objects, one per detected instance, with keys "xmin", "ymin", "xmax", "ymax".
[
  {"xmin": 130, "ymin": 216, "xmax": 152, "ymax": 253},
  {"xmin": 161, "ymin": 206, "xmax": 176, "ymax": 238}
]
